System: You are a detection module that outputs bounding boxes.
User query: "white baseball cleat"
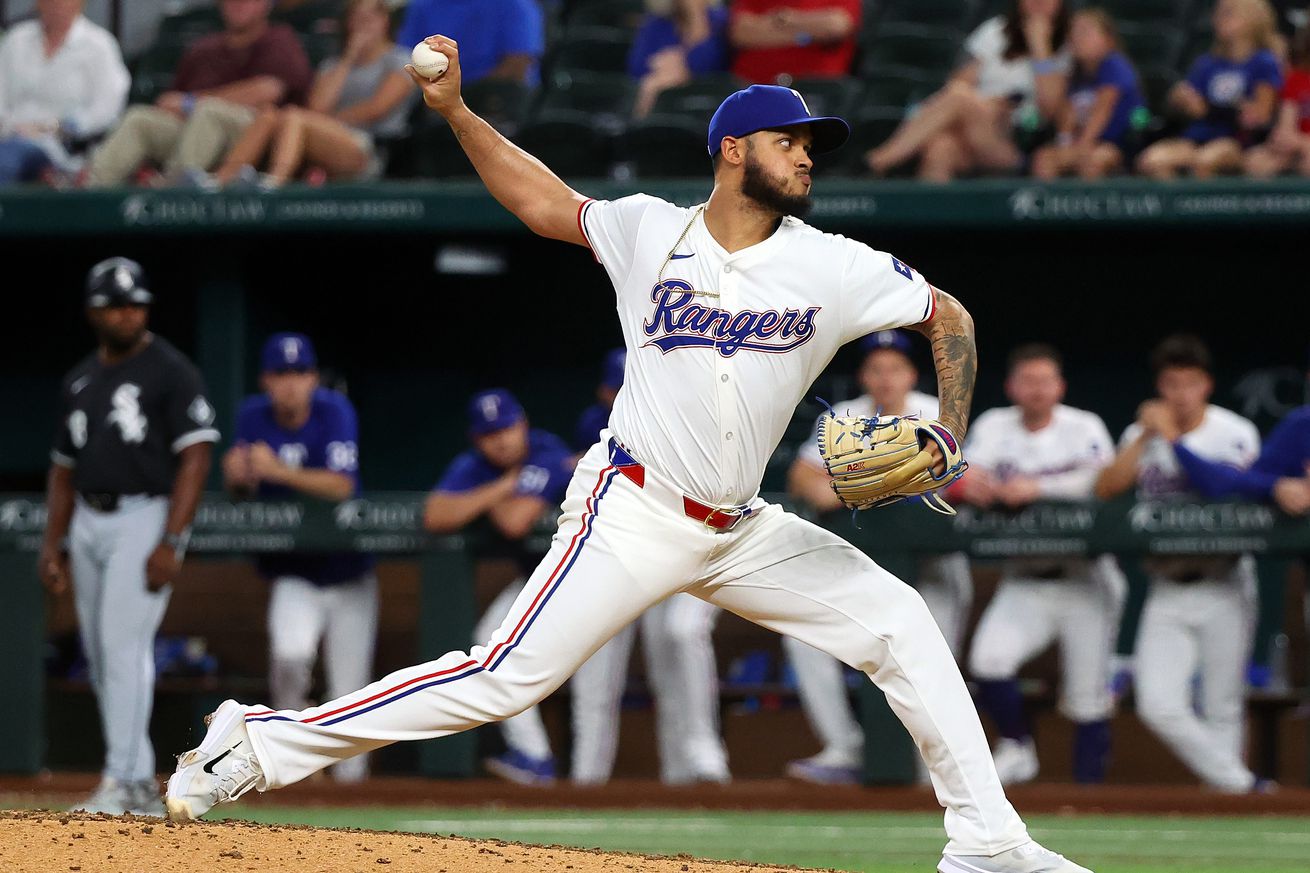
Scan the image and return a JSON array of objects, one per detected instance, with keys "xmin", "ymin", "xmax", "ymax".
[
  {"xmin": 991, "ymin": 737, "xmax": 1039, "ymax": 785},
  {"xmin": 165, "ymin": 699, "xmax": 264, "ymax": 823},
  {"xmin": 939, "ymin": 840, "xmax": 1094, "ymax": 873}
]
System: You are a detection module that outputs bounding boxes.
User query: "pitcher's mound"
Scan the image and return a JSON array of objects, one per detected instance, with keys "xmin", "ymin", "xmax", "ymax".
[{"xmin": 0, "ymin": 810, "xmax": 824, "ymax": 872}]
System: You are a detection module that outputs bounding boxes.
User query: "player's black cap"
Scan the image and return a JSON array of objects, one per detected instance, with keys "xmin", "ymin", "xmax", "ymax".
[{"xmin": 86, "ymin": 257, "xmax": 153, "ymax": 308}]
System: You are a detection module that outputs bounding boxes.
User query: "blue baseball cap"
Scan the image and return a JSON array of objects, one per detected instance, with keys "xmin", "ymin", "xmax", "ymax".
[
  {"xmin": 707, "ymin": 85, "xmax": 850, "ymax": 158},
  {"xmin": 601, "ymin": 348, "xmax": 626, "ymax": 390},
  {"xmin": 261, "ymin": 332, "xmax": 318, "ymax": 373},
  {"xmin": 468, "ymin": 388, "xmax": 525, "ymax": 436},
  {"xmin": 861, "ymin": 329, "xmax": 914, "ymax": 358}
]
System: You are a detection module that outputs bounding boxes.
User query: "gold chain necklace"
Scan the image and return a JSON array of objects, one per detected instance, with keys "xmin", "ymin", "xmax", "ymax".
[{"xmin": 654, "ymin": 205, "xmax": 719, "ymax": 299}]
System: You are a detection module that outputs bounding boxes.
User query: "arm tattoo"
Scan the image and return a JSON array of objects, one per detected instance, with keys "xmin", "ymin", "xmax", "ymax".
[{"xmin": 914, "ymin": 288, "xmax": 977, "ymax": 440}]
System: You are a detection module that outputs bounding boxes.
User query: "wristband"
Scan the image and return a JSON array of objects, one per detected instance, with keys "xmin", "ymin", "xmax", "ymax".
[
  {"xmin": 1031, "ymin": 58, "xmax": 1061, "ymax": 75},
  {"xmin": 181, "ymin": 93, "xmax": 197, "ymax": 116}
]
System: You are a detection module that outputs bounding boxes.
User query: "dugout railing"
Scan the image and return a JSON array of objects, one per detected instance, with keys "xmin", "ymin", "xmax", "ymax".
[{"xmin": 0, "ymin": 492, "xmax": 1305, "ymax": 784}]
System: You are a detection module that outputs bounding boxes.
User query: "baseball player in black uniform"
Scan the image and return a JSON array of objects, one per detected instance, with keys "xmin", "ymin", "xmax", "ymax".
[{"xmin": 38, "ymin": 257, "xmax": 218, "ymax": 815}]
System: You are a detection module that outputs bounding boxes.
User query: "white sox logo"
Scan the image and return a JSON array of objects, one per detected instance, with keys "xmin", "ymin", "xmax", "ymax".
[
  {"xmin": 642, "ymin": 280, "xmax": 820, "ymax": 357},
  {"xmin": 107, "ymin": 383, "xmax": 148, "ymax": 443}
]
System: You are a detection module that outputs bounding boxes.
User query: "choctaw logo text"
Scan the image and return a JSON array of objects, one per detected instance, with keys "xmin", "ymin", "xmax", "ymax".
[{"xmin": 642, "ymin": 280, "xmax": 821, "ymax": 357}]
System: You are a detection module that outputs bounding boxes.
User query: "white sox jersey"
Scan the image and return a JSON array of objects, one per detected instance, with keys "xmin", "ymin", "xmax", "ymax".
[
  {"xmin": 579, "ymin": 196, "xmax": 936, "ymax": 507},
  {"xmin": 1119, "ymin": 405, "xmax": 1259, "ymax": 499}
]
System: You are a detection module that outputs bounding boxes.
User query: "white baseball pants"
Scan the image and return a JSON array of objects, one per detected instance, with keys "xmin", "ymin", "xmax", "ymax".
[
  {"xmin": 1133, "ymin": 565, "xmax": 1257, "ymax": 792},
  {"xmin": 472, "ymin": 577, "xmax": 554, "ymax": 761},
  {"xmin": 968, "ymin": 557, "xmax": 1125, "ymax": 723},
  {"xmin": 68, "ymin": 495, "xmax": 171, "ymax": 783},
  {"xmin": 783, "ymin": 552, "xmax": 973, "ymax": 767},
  {"xmin": 267, "ymin": 572, "xmax": 379, "ymax": 783},
  {"xmin": 243, "ymin": 441, "xmax": 1029, "ymax": 855},
  {"xmin": 569, "ymin": 594, "xmax": 728, "ymax": 784}
]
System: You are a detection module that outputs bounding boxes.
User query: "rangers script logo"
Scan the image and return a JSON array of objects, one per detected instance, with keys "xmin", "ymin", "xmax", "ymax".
[{"xmin": 642, "ymin": 280, "xmax": 820, "ymax": 357}]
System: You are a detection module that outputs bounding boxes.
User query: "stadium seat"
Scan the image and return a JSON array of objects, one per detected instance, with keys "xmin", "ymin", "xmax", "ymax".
[
  {"xmin": 156, "ymin": 6, "xmax": 224, "ymax": 41},
  {"xmin": 543, "ymin": 26, "xmax": 634, "ymax": 77},
  {"xmin": 535, "ymin": 71, "xmax": 636, "ymax": 133},
  {"xmin": 618, "ymin": 115, "xmax": 709, "ymax": 178},
  {"xmin": 299, "ymin": 31, "xmax": 340, "ymax": 68},
  {"xmin": 564, "ymin": 0, "xmax": 646, "ymax": 35},
  {"xmin": 830, "ymin": 106, "xmax": 906, "ymax": 176},
  {"xmin": 513, "ymin": 110, "xmax": 614, "ymax": 180},
  {"xmin": 1138, "ymin": 65, "xmax": 1181, "ymax": 117},
  {"xmin": 873, "ymin": 0, "xmax": 976, "ymax": 31},
  {"xmin": 650, "ymin": 74, "xmax": 749, "ymax": 120},
  {"xmin": 970, "ymin": 0, "xmax": 1008, "ymax": 27},
  {"xmin": 1117, "ymin": 23, "xmax": 1186, "ymax": 74},
  {"xmin": 464, "ymin": 79, "xmax": 536, "ymax": 136},
  {"xmin": 787, "ymin": 77, "xmax": 863, "ymax": 119},
  {"xmin": 272, "ymin": 0, "xmax": 345, "ymax": 34},
  {"xmin": 398, "ymin": 113, "xmax": 477, "ymax": 179},
  {"xmin": 1096, "ymin": 0, "xmax": 1194, "ymax": 25},
  {"xmin": 857, "ymin": 24, "xmax": 965, "ymax": 81},
  {"xmin": 1182, "ymin": 24, "xmax": 1215, "ymax": 71},
  {"xmin": 128, "ymin": 37, "xmax": 192, "ymax": 104},
  {"xmin": 854, "ymin": 71, "xmax": 944, "ymax": 111}
]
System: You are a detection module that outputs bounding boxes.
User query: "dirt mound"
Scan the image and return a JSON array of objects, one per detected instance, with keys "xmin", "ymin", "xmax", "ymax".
[{"xmin": 0, "ymin": 810, "xmax": 824, "ymax": 873}]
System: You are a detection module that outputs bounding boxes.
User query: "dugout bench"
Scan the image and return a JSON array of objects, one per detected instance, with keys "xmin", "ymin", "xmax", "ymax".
[{"xmin": 0, "ymin": 493, "xmax": 1305, "ymax": 783}]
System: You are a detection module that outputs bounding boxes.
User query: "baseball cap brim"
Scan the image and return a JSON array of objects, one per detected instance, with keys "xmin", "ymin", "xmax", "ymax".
[{"xmin": 748, "ymin": 115, "xmax": 851, "ymax": 156}]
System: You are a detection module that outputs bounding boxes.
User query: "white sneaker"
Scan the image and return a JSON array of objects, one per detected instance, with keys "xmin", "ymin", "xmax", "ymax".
[
  {"xmin": 72, "ymin": 777, "xmax": 133, "ymax": 815},
  {"xmin": 165, "ymin": 699, "xmax": 264, "ymax": 822},
  {"xmin": 940, "ymin": 839, "xmax": 1094, "ymax": 872},
  {"xmin": 991, "ymin": 737, "xmax": 1039, "ymax": 785}
]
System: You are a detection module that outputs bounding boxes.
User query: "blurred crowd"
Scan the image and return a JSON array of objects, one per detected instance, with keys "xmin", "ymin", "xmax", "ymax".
[{"xmin": 4, "ymin": 0, "xmax": 1310, "ymax": 187}]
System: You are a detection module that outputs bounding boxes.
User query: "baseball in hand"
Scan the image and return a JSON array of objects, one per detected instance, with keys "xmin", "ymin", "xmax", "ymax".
[{"xmin": 411, "ymin": 42, "xmax": 449, "ymax": 80}]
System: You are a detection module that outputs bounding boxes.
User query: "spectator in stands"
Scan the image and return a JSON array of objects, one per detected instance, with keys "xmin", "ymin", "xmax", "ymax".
[
  {"xmin": 0, "ymin": 0, "xmax": 130, "ymax": 185},
  {"xmin": 1094, "ymin": 335, "xmax": 1268, "ymax": 793},
  {"xmin": 864, "ymin": 0, "xmax": 1070, "ymax": 181},
  {"xmin": 629, "ymin": 0, "xmax": 731, "ymax": 119},
  {"xmin": 223, "ymin": 332, "xmax": 376, "ymax": 783},
  {"xmin": 395, "ymin": 0, "xmax": 544, "ymax": 86},
  {"xmin": 83, "ymin": 0, "xmax": 311, "ymax": 187},
  {"xmin": 1136, "ymin": 0, "xmax": 1283, "ymax": 180},
  {"xmin": 727, "ymin": 0, "xmax": 861, "ymax": 85},
  {"xmin": 1030, "ymin": 7, "xmax": 1144, "ymax": 180},
  {"xmin": 1244, "ymin": 24, "xmax": 1310, "ymax": 177},
  {"xmin": 208, "ymin": 0, "xmax": 415, "ymax": 189}
]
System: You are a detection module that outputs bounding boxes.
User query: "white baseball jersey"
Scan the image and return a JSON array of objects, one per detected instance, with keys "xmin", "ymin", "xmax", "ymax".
[
  {"xmin": 1119, "ymin": 405, "xmax": 1260, "ymax": 499},
  {"xmin": 966, "ymin": 404, "xmax": 1114, "ymax": 497},
  {"xmin": 580, "ymin": 196, "xmax": 936, "ymax": 506},
  {"xmin": 965, "ymin": 404, "xmax": 1113, "ymax": 580},
  {"xmin": 796, "ymin": 390, "xmax": 940, "ymax": 468}
]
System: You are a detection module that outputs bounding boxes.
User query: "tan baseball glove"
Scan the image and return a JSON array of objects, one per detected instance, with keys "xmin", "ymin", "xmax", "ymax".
[{"xmin": 816, "ymin": 409, "xmax": 967, "ymax": 515}]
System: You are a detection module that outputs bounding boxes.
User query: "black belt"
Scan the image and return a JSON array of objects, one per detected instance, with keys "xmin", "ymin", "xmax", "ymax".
[{"xmin": 80, "ymin": 492, "xmax": 120, "ymax": 512}]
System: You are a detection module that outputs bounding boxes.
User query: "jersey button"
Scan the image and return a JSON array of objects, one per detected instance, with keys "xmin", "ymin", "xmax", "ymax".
[
  {"xmin": 725, "ymin": 432, "xmax": 734, "ymax": 440},
  {"xmin": 723, "ymin": 265, "xmax": 732, "ymax": 274},
  {"xmin": 720, "ymin": 374, "xmax": 729, "ymax": 382}
]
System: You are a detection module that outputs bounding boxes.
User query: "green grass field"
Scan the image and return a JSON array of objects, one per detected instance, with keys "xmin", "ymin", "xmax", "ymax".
[{"xmin": 214, "ymin": 806, "xmax": 1310, "ymax": 872}]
